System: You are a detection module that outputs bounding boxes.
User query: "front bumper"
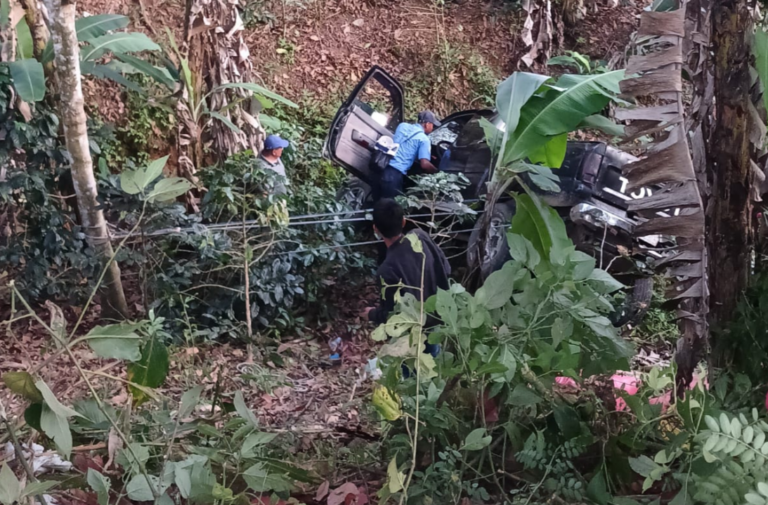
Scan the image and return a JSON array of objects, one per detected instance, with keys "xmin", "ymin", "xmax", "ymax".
[{"xmin": 570, "ymin": 203, "xmax": 673, "ymax": 258}]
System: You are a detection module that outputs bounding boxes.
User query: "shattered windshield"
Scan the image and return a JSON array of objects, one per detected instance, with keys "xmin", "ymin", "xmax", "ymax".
[{"xmin": 429, "ymin": 120, "xmax": 462, "ymax": 146}]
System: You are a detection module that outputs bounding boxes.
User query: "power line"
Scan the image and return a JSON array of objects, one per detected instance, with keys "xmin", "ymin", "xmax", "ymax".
[
  {"xmin": 109, "ymin": 208, "xmax": 482, "ymax": 240},
  {"xmin": 265, "ymin": 224, "xmax": 508, "ymax": 258}
]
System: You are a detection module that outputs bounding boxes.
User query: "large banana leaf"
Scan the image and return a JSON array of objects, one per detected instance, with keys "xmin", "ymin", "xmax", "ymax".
[
  {"xmin": 501, "ymin": 70, "xmax": 625, "ymax": 166},
  {"xmin": 212, "ymin": 82, "xmax": 298, "ymax": 109},
  {"xmin": 527, "ymin": 133, "xmax": 567, "ymax": 169},
  {"xmin": 7, "ymin": 59, "xmax": 45, "ymax": 102},
  {"xmin": 76, "ymin": 14, "xmax": 129, "ymax": 39},
  {"xmin": 580, "ymin": 114, "xmax": 625, "ymax": 137},
  {"xmin": 43, "ymin": 14, "xmax": 130, "ymax": 63},
  {"xmin": 113, "ymin": 52, "xmax": 176, "ymax": 90},
  {"xmin": 80, "ymin": 32, "xmax": 160, "ymax": 62},
  {"xmin": 494, "ymin": 72, "xmax": 551, "ymax": 154},
  {"xmin": 511, "ymin": 192, "xmax": 571, "ymax": 258},
  {"xmin": 16, "ymin": 18, "xmax": 33, "ymax": 59},
  {"xmin": 80, "ymin": 61, "xmax": 145, "ymax": 93}
]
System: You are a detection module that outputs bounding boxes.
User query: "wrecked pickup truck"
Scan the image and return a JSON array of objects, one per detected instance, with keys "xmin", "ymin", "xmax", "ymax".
[{"xmin": 324, "ymin": 66, "xmax": 671, "ymax": 326}]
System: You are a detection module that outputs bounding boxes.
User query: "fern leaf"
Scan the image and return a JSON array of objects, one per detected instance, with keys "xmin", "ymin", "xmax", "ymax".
[
  {"xmin": 722, "ymin": 413, "xmax": 733, "ymax": 434},
  {"xmin": 705, "ymin": 433, "xmax": 721, "ymax": 453},
  {"xmin": 755, "ymin": 431, "xmax": 766, "ymax": 449},
  {"xmin": 733, "ymin": 418, "xmax": 744, "ymax": 439},
  {"xmin": 692, "ymin": 461, "xmax": 752, "ymax": 505}
]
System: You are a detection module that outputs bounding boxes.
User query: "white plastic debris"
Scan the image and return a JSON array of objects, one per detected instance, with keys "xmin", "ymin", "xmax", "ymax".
[
  {"xmin": 362, "ymin": 358, "xmax": 382, "ymax": 381},
  {"xmin": 3, "ymin": 442, "xmax": 73, "ymax": 475}
]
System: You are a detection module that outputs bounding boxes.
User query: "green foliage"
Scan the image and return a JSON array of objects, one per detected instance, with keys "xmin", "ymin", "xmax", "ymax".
[
  {"xmin": 714, "ymin": 273, "xmax": 768, "ymax": 386},
  {"xmin": 502, "ymin": 71, "xmax": 624, "ymax": 167},
  {"xmin": 754, "ymin": 28, "xmax": 768, "ymax": 115},
  {"xmin": 7, "ymin": 59, "xmax": 44, "ymax": 102},
  {"xmin": 9, "ymin": 14, "xmax": 170, "ymax": 101},
  {"xmin": 4, "ymin": 294, "xmax": 308, "ymax": 504},
  {"xmin": 396, "ymin": 172, "xmax": 474, "ymax": 238},
  {"xmin": 242, "ymin": 0, "xmax": 277, "ymax": 27},
  {"xmin": 37, "ymin": 379, "xmax": 83, "ymax": 457},
  {"xmin": 2, "ymin": 371, "xmax": 43, "ymax": 402},
  {"xmin": 690, "ymin": 411, "xmax": 768, "ymax": 505},
  {"xmin": 127, "ymin": 335, "xmax": 170, "ymax": 404},
  {"xmin": 0, "ymin": 465, "xmax": 56, "ymax": 505},
  {"xmin": 371, "ymin": 194, "xmax": 630, "ymax": 503},
  {"xmin": 0, "ymin": 67, "xmax": 105, "ymax": 302},
  {"xmin": 402, "ymin": 42, "xmax": 500, "ymax": 115},
  {"xmin": 117, "ymin": 79, "xmax": 176, "ymax": 165},
  {"xmin": 266, "ymin": 103, "xmax": 346, "ymax": 188},
  {"xmin": 16, "ymin": 18, "xmax": 33, "ymax": 60},
  {"xmin": 137, "ymin": 152, "xmax": 369, "ymax": 341},
  {"xmin": 630, "ymin": 276, "xmax": 679, "ymax": 346},
  {"xmin": 548, "ymin": 51, "xmax": 609, "ymax": 75}
]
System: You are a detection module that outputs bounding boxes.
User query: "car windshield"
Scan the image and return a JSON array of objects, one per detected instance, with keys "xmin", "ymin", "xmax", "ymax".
[{"xmin": 429, "ymin": 120, "xmax": 462, "ymax": 146}]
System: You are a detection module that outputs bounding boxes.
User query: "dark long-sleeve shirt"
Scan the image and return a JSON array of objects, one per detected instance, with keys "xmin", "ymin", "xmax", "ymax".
[{"xmin": 368, "ymin": 229, "xmax": 451, "ymax": 326}]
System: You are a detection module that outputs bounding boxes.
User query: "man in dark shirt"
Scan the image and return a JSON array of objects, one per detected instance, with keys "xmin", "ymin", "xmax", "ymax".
[{"xmin": 365, "ymin": 199, "xmax": 451, "ymax": 345}]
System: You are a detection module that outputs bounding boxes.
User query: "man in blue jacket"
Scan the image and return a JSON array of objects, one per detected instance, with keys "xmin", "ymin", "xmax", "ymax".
[{"xmin": 377, "ymin": 111, "xmax": 441, "ymax": 199}]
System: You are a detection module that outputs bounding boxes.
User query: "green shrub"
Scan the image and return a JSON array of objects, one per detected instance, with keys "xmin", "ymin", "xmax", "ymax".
[{"xmin": 140, "ymin": 151, "xmax": 370, "ymax": 342}]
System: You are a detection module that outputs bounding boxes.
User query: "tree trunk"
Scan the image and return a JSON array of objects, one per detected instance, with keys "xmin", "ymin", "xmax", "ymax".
[
  {"xmin": 44, "ymin": 0, "xmax": 129, "ymax": 319},
  {"xmin": 0, "ymin": 0, "xmax": 22, "ymax": 62},
  {"xmin": 18, "ymin": 0, "xmax": 49, "ymax": 62},
  {"xmin": 707, "ymin": 0, "xmax": 754, "ymax": 331}
]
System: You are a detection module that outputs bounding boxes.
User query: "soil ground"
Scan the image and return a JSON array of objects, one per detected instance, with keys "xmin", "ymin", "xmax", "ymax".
[{"xmin": 77, "ymin": 0, "xmax": 643, "ymax": 127}]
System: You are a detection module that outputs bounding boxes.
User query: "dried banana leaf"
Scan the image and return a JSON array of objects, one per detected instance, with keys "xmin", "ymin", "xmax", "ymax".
[
  {"xmin": 627, "ymin": 45, "xmax": 683, "ymax": 74},
  {"xmin": 620, "ymin": 67, "xmax": 683, "ymax": 97},
  {"xmin": 635, "ymin": 211, "xmax": 704, "ymax": 238},
  {"xmin": 638, "ymin": 9, "xmax": 686, "ymax": 37},
  {"xmin": 623, "ymin": 140, "xmax": 695, "ymax": 190}
]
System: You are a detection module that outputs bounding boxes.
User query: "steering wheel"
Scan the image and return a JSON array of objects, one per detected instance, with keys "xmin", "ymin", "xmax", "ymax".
[{"xmin": 437, "ymin": 140, "xmax": 453, "ymax": 151}]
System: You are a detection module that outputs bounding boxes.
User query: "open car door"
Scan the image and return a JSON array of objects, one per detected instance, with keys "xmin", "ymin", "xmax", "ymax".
[{"xmin": 324, "ymin": 66, "xmax": 404, "ymax": 186}]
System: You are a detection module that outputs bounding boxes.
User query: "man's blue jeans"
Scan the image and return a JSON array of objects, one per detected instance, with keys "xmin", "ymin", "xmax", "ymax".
[{"xmin": 377, "ymin": 166, "xmax": 405, "ymax": 200}]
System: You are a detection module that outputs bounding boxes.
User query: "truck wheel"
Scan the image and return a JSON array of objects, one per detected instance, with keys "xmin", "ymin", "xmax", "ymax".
[
  {"xmin": 612, "ymin": 277, "xmax": 654, "ymax": 327},
  {"xmin": 467, "ymin": 202, "xmax": 516, "ymax": 280},
  {"xmin": 336, "ymin": 178, "xmax": 373, "ymax": 218}
]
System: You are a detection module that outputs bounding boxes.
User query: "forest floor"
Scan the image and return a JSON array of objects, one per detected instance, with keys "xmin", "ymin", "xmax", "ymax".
[
  {"xmin": 2, "ymin": 280, "xmax": 383, "ymax": 438},
  {"xmin": 77, "ymin": 0, "xmax": 643, "ymax": 128}
]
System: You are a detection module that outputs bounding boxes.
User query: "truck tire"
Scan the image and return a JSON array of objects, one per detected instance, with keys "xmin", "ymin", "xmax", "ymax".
[
  {"xmin": 612, "ymin": 277, "xmax": 654, "ymax": 327},
  {"xmin": 467, "ymin": 202, "xmax": 516, "ymax": 280},
  {"xmin": 336, "ymin": 178, "xmax": 373, "ymax": 219}
]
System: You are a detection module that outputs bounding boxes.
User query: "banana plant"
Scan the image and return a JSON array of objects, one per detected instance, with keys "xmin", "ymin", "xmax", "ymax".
[
  {"xmin": 6, "ymin": 13, "xmax": 174, "ymax": 102},
  {"xmin": 165, "ymin": 30, "xmax": 296, "ymax": 171},
  {"xmin": 471, "ymin": 70, "xmax": 626, "ymax": 275},
  {"xmin": 486, "ymin": 70, "xmax": 625, "ymax": 174}
]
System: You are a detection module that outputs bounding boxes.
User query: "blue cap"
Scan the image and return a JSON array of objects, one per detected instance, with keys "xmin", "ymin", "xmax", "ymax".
[{"xmin": 264, "ymin": 134, "xmax": 290, "ymax": 150}]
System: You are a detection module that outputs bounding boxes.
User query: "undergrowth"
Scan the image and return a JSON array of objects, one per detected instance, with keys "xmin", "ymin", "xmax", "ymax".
[
  {"xmin": 630, "ymin": 276, "xmax": 679, "ymax": 348},
  {"xmin": 403, "ymin": 42, "xmax": 499, "ymax": 116}
]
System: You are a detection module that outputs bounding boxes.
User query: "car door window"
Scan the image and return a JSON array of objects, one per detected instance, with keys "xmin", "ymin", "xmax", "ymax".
[
  {"xmin": 352, "ymin": 76, "xmax": 402, "ymax": 132},
  {"xmin": 326, "ymin": 67, "xmax": 404, "ymax": 185}
]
